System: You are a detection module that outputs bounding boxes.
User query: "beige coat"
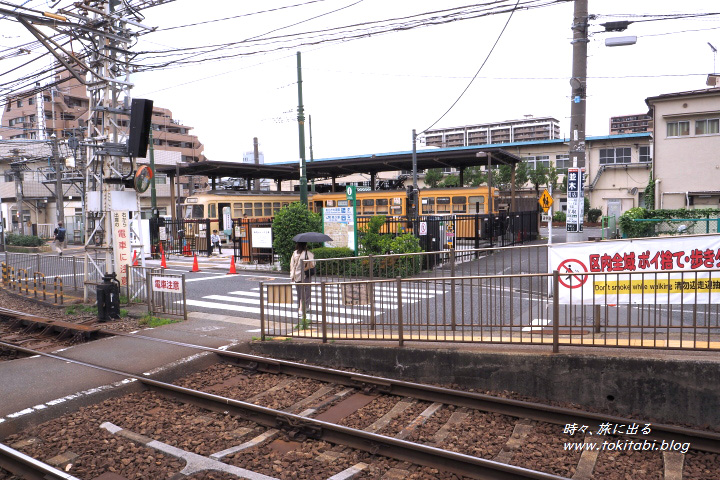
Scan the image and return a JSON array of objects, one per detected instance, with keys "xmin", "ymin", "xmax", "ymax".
[{"xmin": 290, "ymin": 249, "xmax": 315, "ymax": 282}]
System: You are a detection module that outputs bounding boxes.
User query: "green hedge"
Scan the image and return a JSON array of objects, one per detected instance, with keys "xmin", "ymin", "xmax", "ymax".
[{"xmin": 5, "ymin": 234, "xmax": 45, "ymax": 247}]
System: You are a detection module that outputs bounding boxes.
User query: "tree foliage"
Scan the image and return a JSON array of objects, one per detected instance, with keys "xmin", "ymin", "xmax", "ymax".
[
  {"xmin": 272, "ymin": 202, "xmax": 322, "ymax": 270},
  {"xmin": 424, "ymin": 168, "xmax": 443, "ymax": 188}
]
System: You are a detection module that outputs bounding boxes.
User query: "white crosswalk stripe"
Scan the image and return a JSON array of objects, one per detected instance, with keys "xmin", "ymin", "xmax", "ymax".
[{"xmin": 185, "ymin": 284, "xmax": 447, "ymax": 324}]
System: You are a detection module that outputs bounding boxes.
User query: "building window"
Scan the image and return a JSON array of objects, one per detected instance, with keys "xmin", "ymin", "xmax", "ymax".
[
  {"xmin": 639, "ymin": 146, "xmax": 651, "ymax": 163},
  {"xmin": 695, "ymin": 119, "xmax": 720, "ymax": 135},
  {"xmin": 523, "ymin": 155, "xmax": 550, "ymax": 170},
  {"xmin": 28, "ymin": 97, "xmax": 34, "ymax": 105},
  {"xmin": 599, "ymin": 147, "xmax": 631, "ymax": 165},
  {"xmin": 16, "ymin": 99, "xmax": 22, "ymax": 107},
  {"xmin": 555, "ymin": 154, "xmax": 570, "ymax": 173},
  {"xmin": 667, "ymin": 121, "xmax": 689, "ymax": 137}
]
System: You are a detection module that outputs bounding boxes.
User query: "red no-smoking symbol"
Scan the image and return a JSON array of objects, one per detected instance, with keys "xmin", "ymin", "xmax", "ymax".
[{"xmin": 557, "ymin": 259, "xmax": 589, "ymax": 289}]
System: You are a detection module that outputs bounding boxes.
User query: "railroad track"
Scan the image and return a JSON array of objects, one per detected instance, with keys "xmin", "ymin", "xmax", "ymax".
[
  {"xmin": 1, "ymin": 336, "xmax": 718, "ymax": 479},
  {"xmin": 0, "ymin": 306, "xmax": 108, "ymax": 361}
]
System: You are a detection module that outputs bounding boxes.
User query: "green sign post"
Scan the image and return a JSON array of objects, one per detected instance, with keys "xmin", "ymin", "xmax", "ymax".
[{"xmin": 346, "ymin": 185, "xmax": 358, "ymax": 255}]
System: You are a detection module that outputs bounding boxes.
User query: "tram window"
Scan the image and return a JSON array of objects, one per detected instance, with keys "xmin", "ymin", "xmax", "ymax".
[
  {"xmin": 468, "ymin": 196, "xmax": 485, "ymax": 213},
  {"xmin": 422, "ymin": 197, "xmax": 435, "ymax": 214},
  {"xmin": 338, "ymin": 200, "xmax": 348, "ymax": 207},
  {"xmin": 437, "ymin": 196, "xmax": 451, "ymax": 213},
  {"xmin": 362, "ymin": 199, "xmax": 375, "ymax": 215},
  {"xmin": 254, "ymin": 202, "xmax": 262, "ymax": 216},
  {"xmin": 208, "ymin": 203, "xmax": 217, "ymax": 218},
  {"xmin": 233, "ymin": 203, "xmax": 243, "ymax": 217},
  {"xmin": 376, "ymin": 198, "xmax": 388, "ymax": 214},
  {"xmin": 326, "ymin": 200, "xmax": 335, "ymax": 207},
  {"xmin": 273, "ymin": 202, "xmax": 281, "ymax": 214},
  {"xmin": 184, "ymin": 205, "xmax": 204, "ymax": 218},
  {"xmin": 452, "ymin": 196, "xmax": 467, "ymax": 213},
  {"xmin": 244, "ymin": 202, "xmax": 252, "ymax": 216},
  {"xmin": 262, "ymin": 202, "xmax": 270, "ymax": 215},
  {"xmin": 282, "ymin": 202, "xmax": 289, "ymax": 208},
  {"xmin": 391, "ymin": 206, "xmax": 403, "ymax": 215}
]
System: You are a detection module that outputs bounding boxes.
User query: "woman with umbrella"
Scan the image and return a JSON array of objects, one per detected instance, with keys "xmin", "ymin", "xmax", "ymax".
[{"xmin": 289, "ymin": 232, "xmax": 330, "ymax": 320}]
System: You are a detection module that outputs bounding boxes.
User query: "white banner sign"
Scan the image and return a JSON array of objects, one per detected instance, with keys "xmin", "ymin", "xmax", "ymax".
[
  {"xmin": 251, "ymin": 227, "xmax": 273, "ymax": 248},
  {"xmin": 112, "ymin": 211, "xmax": 131, "ymax": 287},
  {"xmin": 549, "ymin": 235, "xmax": 720, "ymax": 305},
  {"xmin": 152, "ymin": 276, "xmax": 183, "ymax": 293}
]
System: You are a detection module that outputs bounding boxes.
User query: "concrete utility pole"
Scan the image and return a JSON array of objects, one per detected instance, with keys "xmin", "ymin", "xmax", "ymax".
[
  {"xmin": 253, "ymin": 137, "xmax": 260, "ymax": 193},
  {"xmin": 296, "ymin": 51, "xmax": 308, "ymax": 206},
  {"xmin": 567, "ymin": 0, "xmax": 589, "ymax": 242},
  {"xmin": 52, "ymin": 134, "xmax": 64, "ymax": 227}
]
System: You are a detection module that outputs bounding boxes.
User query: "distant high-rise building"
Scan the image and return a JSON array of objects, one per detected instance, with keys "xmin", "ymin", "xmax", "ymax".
[
  {"xmin": 609, "ymin": 114, "xmax": 652, "ymax": 135},
  {"xmin": 422, "ymin": 117, "xmax": 561, "ymax": 147}
]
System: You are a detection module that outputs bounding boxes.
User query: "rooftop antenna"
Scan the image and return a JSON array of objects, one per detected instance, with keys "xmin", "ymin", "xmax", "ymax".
[{"xmin": 709, "ymin": 42, "xmax": 717, "ymax": 73}]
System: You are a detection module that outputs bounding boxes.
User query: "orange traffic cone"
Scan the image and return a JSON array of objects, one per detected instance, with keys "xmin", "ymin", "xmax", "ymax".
[
  {"xmin": 227, "ymin": 255, "xmax": 237, "ymax": 275},
  {"xmin": 190, "ymin": 254, "xmax": 200, "ymax": 272},
  {"xmin": 160, "ymin": 251, "xmax": 167, "ymax": 269},
  {"xmin": 131, "ymin": 250, "xmax": 138, "ymax": 266}
]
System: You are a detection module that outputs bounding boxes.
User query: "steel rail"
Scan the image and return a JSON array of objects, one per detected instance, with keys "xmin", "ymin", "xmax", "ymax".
[
  {"xmin": 0, "ymin": 340, "xmax": 565, "ymax": 480},
  {"xmin": 1, "ymin": 305, "xmax": 719, "ymax": 453},
  {"xmin": 0, "ymin": 442, "xmax": 82, "ymax": 480},
  {"xmin": 62, "ymin": 329, "xmax": 720, "ymax": 454}
]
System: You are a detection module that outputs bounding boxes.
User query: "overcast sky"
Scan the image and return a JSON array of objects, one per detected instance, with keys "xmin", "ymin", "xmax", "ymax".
[{"xmin": 2, "ymin": 1, "xmax": 720, "ymax": 164}]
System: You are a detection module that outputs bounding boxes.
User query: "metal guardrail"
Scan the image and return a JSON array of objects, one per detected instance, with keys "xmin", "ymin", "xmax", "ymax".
[
  {"xmin": 310, "ymin": 244, "xmax": 548, "ymax": 283},
  {"xmin": 261, "ymin": 269, "xmax": 720, "ymax": 352}
]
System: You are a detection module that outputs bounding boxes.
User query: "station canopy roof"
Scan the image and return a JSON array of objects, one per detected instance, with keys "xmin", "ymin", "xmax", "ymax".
[{"xmin": 156, "ymin": 146, "xmax": 522, "ymax": 181}]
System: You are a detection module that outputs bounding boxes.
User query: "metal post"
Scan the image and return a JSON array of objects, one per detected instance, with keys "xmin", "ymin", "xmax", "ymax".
[
  {"xmin": 369, "ymin": 255, "xmax": 376, "ymax": 330},
  {"xmin": 182, "ymin": 274, "xmax": 187, "ymax": 322},
  {"xmin": 450, "ymin": 248, "xmax": 456, "ymax": 331},
  {"xmin": 397, "ymin": 276, "xmax": 404, "ymax": 347},
  {"xmin": 146, "ymin": 270, "xmax": 152, "ymax": 314},
  {"xmin": 259, "ymin": 282, "xmax": 265, "ymax": 341},
  {"xmin": 552, "ymin": 270, "xmax": 560, "ymax": 353},
  {"xmin": 321, "ymin": 282, "xmax": 327, "ymax": 343}
]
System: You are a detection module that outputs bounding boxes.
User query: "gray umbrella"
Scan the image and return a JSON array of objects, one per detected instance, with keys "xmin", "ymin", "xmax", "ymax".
[{"xmin": 293, "ymin": 232, "xmax": 332, "ymax": 243}]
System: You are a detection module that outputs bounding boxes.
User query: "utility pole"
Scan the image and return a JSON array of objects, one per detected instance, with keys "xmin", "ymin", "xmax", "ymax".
[
  {"xmin": 52, "ymin": 134, "xmax": 64, "ymax": 227},
  {"xmin": 253, "ymin": 137, "xmax": 260, "ymax": 193},
  {"xmin": 149, "ymin": 130, "xmax": 158, "ymax": 218},
  {"xmin": 296, "ymin": 51, "xmax": 308, "ymax": 206},
  {"xmin": 309, "ymin": 116, "xmax": 315, "ymax": 193},
  {"xmin": 567, "ymin": 0, "xmax": 588, "ymax": 241}
]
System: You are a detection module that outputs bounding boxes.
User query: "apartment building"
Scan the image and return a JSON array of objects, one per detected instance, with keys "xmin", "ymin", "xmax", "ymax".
[
  {"xmin": 1, "ymin": 74, "xmax": 205, "ymax": 163},
  {"xmin": 646, "ymin": 87, "xmax": 720, "ymax": 209},
  {"xmin": 0, "ymin": 73, "xmax": 208, "ymax": 236},
  {"xmin": 609, "ymin": 114, "xmax": 652, "ymax": 135},
  {"xmin": 422, "ymin": 117, "xmax": 561, "ymax": 148}
]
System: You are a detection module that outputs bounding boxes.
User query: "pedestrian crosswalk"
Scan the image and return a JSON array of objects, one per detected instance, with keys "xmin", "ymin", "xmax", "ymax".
[{"xmin": 184, "ymin": 284, "xmax": 447, "ymax": 324}]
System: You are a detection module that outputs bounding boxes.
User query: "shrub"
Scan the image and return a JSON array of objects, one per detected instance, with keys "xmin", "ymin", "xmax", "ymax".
[
  {"xmin": 312, "ymin": 247, "xmax": 355, "ymax": 276},
  {"xmin": 587, "ymin": 208, "xmax": 603, "ymax": 223},
  {"xmin": 358, "ymin": 215, "xmax": 390, "ymax": 256},
  {"xmin": 553, "ymin": 211, "xmax": 566, "ymax": 222},
  {"xmin": 5, "ymin": 234, "xmax": 44, "ymax": 247},
  {"xmin": 619, "ymin": 207, "xmax": 653, "ymax": 238},
  {"xmin": 272, "ymin": 202, "xmax": 322, "ymax": 270}
]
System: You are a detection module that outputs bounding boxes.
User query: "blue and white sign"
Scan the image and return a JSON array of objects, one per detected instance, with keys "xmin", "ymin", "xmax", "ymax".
[{"xmin": 566, "ymin": 167, "xmax": 584, "ymax": 233}]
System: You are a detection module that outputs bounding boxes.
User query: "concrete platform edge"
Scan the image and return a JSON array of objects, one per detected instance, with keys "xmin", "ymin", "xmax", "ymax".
[{"xmin": 249, "ymin": 341, "xmax": 720, "ymax": 427}]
